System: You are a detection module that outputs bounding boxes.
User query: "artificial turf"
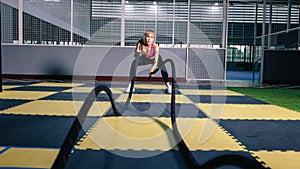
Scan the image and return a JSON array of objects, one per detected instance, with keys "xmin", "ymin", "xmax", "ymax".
[{"xmin": 227, "ymin": 87, "xmax": 300, "ymax": 112}]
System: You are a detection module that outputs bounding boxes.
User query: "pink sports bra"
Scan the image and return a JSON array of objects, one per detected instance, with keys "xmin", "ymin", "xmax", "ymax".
[{"xmin": 147, "ymin": 43, "xmax": 155, "ymax": 57}]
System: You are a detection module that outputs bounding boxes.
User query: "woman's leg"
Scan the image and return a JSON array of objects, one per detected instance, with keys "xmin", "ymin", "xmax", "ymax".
[
  {"xmin": 126, "ymin": 57, "xmax": 152, "ymax": 92},
  {"xmin": 157, "ymin": 55, "xmax": 169, "ymax": 84},
  {"xmin": 157, "ymin": 55, "xmax": 171, "ymax": 93},
  {"xmin": 129, "ymin": 57, "xmax": 150, "ymax": 82}
]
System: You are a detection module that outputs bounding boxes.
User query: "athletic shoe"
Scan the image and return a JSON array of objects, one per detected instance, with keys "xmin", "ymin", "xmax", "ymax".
[
  {"xmin": 125, "ymin": 84, "xmax": 135, "ymax": 93},
  {"xmin": 166, "ymin": 84, "xmax": 172, "ymax": 94}
]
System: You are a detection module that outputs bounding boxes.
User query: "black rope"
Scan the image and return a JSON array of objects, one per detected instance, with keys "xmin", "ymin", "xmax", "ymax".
[
  {"xmin": 51, "ymin": 86, "xmax": 121, "ymax": 169},
  {"xmin": 166, "ymin": 58, "xmax": 201, "ymax": 169},
  {"xmin": 165, "ymin": 58, "xmax": 266, "ymax": 169},
  {"xmin": 51, "ymin": 56, "xmax": 266, "ymax": 169},
  {"xmin": 148, "ymin": 68, "xmax": 159, "ymax": 80},
  {"xmin": 51, "ymin": 54, "xmax": 141, "ymax": 169}
]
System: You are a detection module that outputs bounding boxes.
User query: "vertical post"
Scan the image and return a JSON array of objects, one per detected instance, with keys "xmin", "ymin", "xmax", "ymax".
[
  {"xmin": 121, "ymin": 0, "xmax": 125, "ymax": 46},
  {"xmin": 222, "ymin": 0, "xmax": 228, "ymax": 49},
  {"xmin": 252, "ymin": 2, "xmax": 258, "ymax": 83},
  {"xmin": 185, "ymin": 0, "xmax": 191, "ymax": 81},
  {"xmin": 154, "ymin": 3, "xmax": 158, "ymax": 32},
  {"xmin": 172, "ymin": 0, "xmax": 175, "ymax": 46},
  {"xmin": 187, "ymin": 0, "xmax": 190, "ymax": 47},
  {"xmin": 287, "ymin": 0, "xmax": 291, "ymax": 32},
  {"xmin": 298, "ymin": 9, "xmax": 300, "ymax": 49},
  {"xmin": 260, "ymin": 0, "xmax": 266, "ymax": 84},
  {"xmin": 253, "ymin": 2, "xmax": 258, "ymax": 62},
  {"xmin": 70, "ymin": 0, "xmax": 73, "ymax": 45},
  {"xmin": 18, "ymin": 0, "xmax": 23, "ymax": 45},
  {"xmin": 268, "ymin": 0, "xmax": 272, "ymax": 49},
  {"xmin": 0, "ymin": 0, "xmax": 2, "ymax": 92},
  {"xmin": 222, "ymin": 0, "xmax": 228, "ymax": 82}
]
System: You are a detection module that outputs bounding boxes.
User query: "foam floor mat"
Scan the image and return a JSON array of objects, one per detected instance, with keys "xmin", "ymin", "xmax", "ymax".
[{"xmin": 0, "ymin": 79, "xmax": 300, "ymax": 169}]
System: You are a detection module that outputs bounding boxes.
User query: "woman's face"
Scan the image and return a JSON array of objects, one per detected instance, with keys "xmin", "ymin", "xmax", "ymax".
[{"xmin": 145, "ymin": 32, "xmax": 155, "ymax": 45}]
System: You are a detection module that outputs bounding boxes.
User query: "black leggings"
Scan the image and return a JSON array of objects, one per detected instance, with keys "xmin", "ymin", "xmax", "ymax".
[{"xmin": 129, "ymin": 55, "xmax": 169, "ymax": 83}]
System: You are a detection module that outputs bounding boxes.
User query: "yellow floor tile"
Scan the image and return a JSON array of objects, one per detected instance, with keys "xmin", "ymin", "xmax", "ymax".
[
  {"xmin": 63, "ymin": 87, "xmax": 124, "ymax": 94},
  {"xmin": 62, "ymin": 86, "xmax": 94, "ymax": 93},
  {"xmin": 178, "ymin": 118, "xmax": 246, "ymax": 151},
  {"xmin": 76, "ymin": 117, "xmax": 245, "ymax": 151},
  {"xmin": 197, "ymin": 104, "xmax": 300, "ymax": 120},
  {"xmin": 2, "ymin": 100, "xmax": 111, "ymax": 116},
  {"xmin": 116, "ymin": 94, "xmax": 193, "ymax": 103},
  {"xmin": 252, "ymin": 150, "xmax": 300, "ymax": 169},
  {"xmin": 0, "ymin": 91, "xmax": 56, "ymax": 100},
  {"xmin": 76, "ymin": 116, "xmax": 176, "ymax": 151},
  {"xmin": 0, "ymin": 147, "xmax": 58, "ymax": 168},
  {"xmin": 2, "ymin": 85, "xmax": 21, "ymax": 90},
  {"xmin": 29, "ymin": 82, "xmax": 83, "ymax": 87},
  {"xmin": 134, "ymin": 84, "xmax": 167, "ymax": 89},
  {"xmin": 179, "ymin": 89, "xmax": 244, "ymax": 96}
]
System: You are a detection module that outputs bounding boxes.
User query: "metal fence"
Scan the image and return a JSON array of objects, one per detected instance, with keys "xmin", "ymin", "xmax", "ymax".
[{"xmin": 1, "ymin": 0, "xmax": 299, "ymax": 81}]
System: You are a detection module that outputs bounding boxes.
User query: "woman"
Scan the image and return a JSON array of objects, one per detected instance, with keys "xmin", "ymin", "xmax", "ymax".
[{"xmin": 125, "ymin": 30, "xmax": 171, "ymax": 94}]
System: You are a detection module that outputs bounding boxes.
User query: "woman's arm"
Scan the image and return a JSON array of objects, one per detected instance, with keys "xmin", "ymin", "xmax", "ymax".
[
  {"xmin": 134, "ymin": 41, "xmax": 142, "ymax": 58},
  {"xmin": 149, "ymin": 44, "xmax": 159, "ymax": 73},
  {"xmin": 135, "ymin": 41, "xmax": 142, "ymax": 52}
]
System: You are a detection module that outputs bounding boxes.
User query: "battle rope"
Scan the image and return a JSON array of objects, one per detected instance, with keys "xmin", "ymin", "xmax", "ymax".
[
  {"xmin": 165, "ymin": 59, "xmax": 265, "ymax": 169},
  {"xmin": 51, "ymin": 54, "xmax": 141, "ymax": 169},
  {"xmin": 148, "ymin": 68, "xmax": 159, "ymax": 80},
  {"xmin": 51, "ymin": 57, "xmax": 265, "ymax": 169}
]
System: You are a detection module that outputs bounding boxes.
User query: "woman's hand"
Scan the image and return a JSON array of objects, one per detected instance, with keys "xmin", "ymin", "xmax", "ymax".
[
  {"xmin": 134, "ymin": 51, "xmax": 141, "ymax": 58},
  {"xmin": 149, "ymin": 67, "xmax": 155, "ymax": 74},
  {"xmin": 149, "ymin": 66, "xmax": 158, "ymax": 74}
]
